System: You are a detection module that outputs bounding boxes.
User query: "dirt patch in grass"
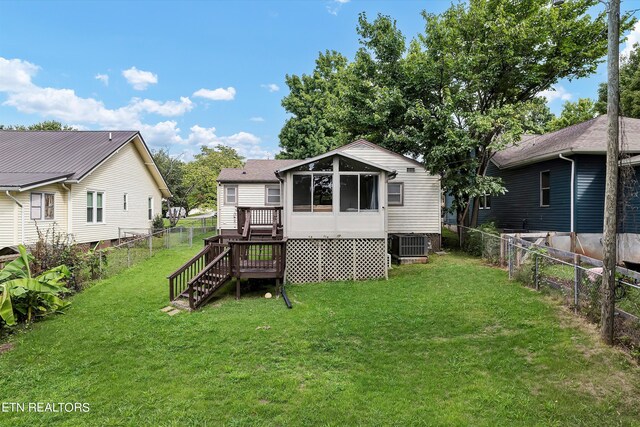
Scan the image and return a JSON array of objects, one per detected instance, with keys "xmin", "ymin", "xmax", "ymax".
[{"xmin": 0, "ymin": 342, "xmax": 14, "ymax": 354}]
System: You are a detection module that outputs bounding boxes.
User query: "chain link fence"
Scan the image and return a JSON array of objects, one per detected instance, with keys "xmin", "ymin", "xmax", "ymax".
[
  {"xmin": 451, "ymin": 224, "xmax": 640, "ymax": 357},
  {"xmin": 97, "ymin": 226, "xmax": 216, "ymax": 279}
]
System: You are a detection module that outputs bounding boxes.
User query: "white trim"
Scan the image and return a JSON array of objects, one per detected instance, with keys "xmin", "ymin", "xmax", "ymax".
[
  {"xmin": 86, "ymin": 190, "xmax": 106, "ymax": 224},
  {"xmin": 558, "ymin": 154, "xmax": 575, "ymax": 232},
  {"xmin": 540, "ymin": 171, "xmax": 551, "ymax": 207},
  {"xmin": 17, "ymin": 176, "xmax": 69, "ymax": 192},
  {"xmin": 277, "ymin": 150, "xmax": 394, "ymax": 174}
]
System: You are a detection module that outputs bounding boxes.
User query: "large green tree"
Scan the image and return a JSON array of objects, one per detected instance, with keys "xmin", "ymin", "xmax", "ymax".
[
  {"xmin": 596, "ymin": 42, "xmax": 640, "ymax": 118},
  {"xmin": 151, "ymin": 148, "xmax": 193, "ymax": 225},
  {"xmin": 279, "ymin": 0, "xmax": 633, "ymax": 228},
  {"xmin": 547, "ymin": 98, "xmax": 599, "ymax": 131},
  {"xmin": 277, "ymin": 51, "xmax": 350, "ymax": 159},
  {"xmin": 183, "ymin": 146, "xmax": 244, "ymax": 210}
]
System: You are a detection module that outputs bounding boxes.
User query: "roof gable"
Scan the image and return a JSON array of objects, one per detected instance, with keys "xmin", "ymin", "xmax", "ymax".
[{"xmin": 276, "ymin": 150, "xmax": 394, "ymax": 174}]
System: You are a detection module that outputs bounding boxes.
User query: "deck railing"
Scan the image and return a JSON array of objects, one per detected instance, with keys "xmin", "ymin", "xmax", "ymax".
[
  {"xmin": 229, "ymin": 239, "xmax": 286, "ymax": 279},
  {"xmin": 167, "ymin": 244, "xmax": 218, "ymax": 301},
  {"xmin": 236, "ymin": 207, "xmax": 283, "ymax": 238},
  {"xmin": 186, "ymin": 247, "xmax": 232, "ymax": 309}
]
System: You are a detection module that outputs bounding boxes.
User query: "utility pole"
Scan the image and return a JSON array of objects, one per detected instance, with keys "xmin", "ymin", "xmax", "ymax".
[{"xmin": 601, "ymin": 0, "xmax": 620, "ymax": 345}]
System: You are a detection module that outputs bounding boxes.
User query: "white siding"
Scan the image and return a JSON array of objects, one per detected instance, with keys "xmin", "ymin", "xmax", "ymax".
[
  {"xmin": 70, "ymin": 142, "xmax": 162, "ymax": 243},
  {"xmin": 218, "ymin": 183, "xmax": 281, "ymax": 231},
  {"xmin": 342, "ymin": 144, "xmax": 441, "ymax": 234},
  {"xmin": 1, "ymin": 185, "xmax": 69, "ymax": 247}
]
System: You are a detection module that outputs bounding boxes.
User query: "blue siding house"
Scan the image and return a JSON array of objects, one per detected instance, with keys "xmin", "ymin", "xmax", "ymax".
[{"xmin": 478, "ymin": 116, "xmax": 640, "ymax": 234}]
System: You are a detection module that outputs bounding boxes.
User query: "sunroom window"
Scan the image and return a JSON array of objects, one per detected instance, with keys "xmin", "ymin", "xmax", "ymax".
[
  {"xmin": 293, "ymin": 174, "xmax": 333, "ymax": 212},
  {"xmin": 340, "ymin": 174, "xmax": 379, "ymax": 212}
]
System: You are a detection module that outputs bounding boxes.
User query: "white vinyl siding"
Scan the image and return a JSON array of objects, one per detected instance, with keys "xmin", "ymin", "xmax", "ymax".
[
  {"xmin": 218, "ymin": 183, "xmax": 277, "ymax": 231},
  {"xmin": 71, "ymin": 141, "xmax": 162, "ymax": 243},
  {"xmin": 341, "ymin": 143, "xmax": 441, "ymax": 234},
  {"xmin": 0, "ymin": 185, "xmax": 69, "ymax": 247}
]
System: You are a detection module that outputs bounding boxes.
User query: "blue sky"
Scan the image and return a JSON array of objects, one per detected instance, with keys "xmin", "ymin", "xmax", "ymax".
[{"xmin": 0, "ymin": 0, "xmax": 639, "ymax": 160}]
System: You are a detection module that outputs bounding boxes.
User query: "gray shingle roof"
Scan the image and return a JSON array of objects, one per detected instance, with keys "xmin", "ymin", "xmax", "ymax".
[
  {"xmin": 492, "ymin": 115, "xmax": 640, "ymax": 169},
  {"xmin": 217, "ymin": 159, "xmax": 300, "ymax": 183},
  {"xmin": 0, "ymin": 130, "xmax": 139, "ymax": 188}
]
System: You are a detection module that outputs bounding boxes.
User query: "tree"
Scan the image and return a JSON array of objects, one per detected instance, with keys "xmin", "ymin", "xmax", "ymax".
[
  {"xmin": 547, "ymin": 98, "xmax": 598, "ymax": 131},
  {"xmin": 277, "ymin": 51, "xmax": 350, "ymax": 159},
  {"xmin": 183, "ymin": 146, "xmax": 244, "ymax": 210},
  {"xmin": 596, "ymin": 42, "xmax": 640, "ymax": 118},
  {"xmin": 0, "ymin": 120, "xmax": 75, "ymax": 131},
  {"xmin": 152, "ymin": 148, "xmax": 192, "ymax": 226}
]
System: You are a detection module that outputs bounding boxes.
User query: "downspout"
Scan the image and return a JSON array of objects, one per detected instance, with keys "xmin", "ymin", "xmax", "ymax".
[
  {"xmin": 61, "ymin": 183, "xmax": 72, "ymax": 237},
  {"xmin": 5, "ymin": 191, "xmax": 24, "ymax": 244},
  {"xmin": 558, "ymin": 154, "xmax": 575, "ymax": 233}
]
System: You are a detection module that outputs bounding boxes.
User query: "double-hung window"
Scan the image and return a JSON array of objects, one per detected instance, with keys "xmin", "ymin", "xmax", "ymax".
[
  {"xmin": 87, "ymin": 191, "xmax": 104, "ymax": 223},
  {"xmin": 478, "ymin": 194, "xmax": 491, "ymax": 210},
  {"xmin": 148, "ymin": 197, "xmax": 154, "ymax": 220},
  {"xmin": 265, "ymin": 185, "xmax": 281, "ymax": 205},
  {"xmin": 388, "ymin": 183, "xmax": 404, "ymax": 206},
  {"xmin": 540, "ymin": 171, "xmax": 550, "ymax": 207},
  {"xmin": 225, "ymin": 185, "xmax": 237, "ymax": 206},
  {"xmin": 30, "ymin": 193, "xmax": 55, "ymax": 220},
  {"xmin": 123, "ymin": 193, "xmax": 128, "ymax": 211}
]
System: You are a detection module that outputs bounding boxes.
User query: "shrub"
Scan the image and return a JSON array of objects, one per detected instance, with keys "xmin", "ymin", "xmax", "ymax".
[
  {"xmin": 462, "ymin": 222, "xmax": 500, "ymax": 258},
  {"xmin": 152, "ymin": 214, "xmax": 165, "ymax": 233}
]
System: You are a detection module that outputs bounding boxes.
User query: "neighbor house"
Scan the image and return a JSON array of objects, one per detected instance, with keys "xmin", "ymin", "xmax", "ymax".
[
  {"xmin": 217, "ymin": 139, "xmax": 441, "ymax": 280},
  {"xmin": 476, "ymin": 115, "xmax": 640, "ymax": 261},
  {"xmin": 0, "ymin": 130, "xmax": 171, "ymax": 248}
]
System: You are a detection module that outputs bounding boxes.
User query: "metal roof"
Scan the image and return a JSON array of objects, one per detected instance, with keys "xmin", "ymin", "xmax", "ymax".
[
  {"xmin": 217, "ymin": 159, "xmax": 300, "ymax": 183},
  {"xmin": 492, "ymin": 116, "xmax": 640, "ymax": 169}
]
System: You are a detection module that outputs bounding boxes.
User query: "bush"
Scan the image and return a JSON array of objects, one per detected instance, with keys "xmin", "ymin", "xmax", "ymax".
[
  {"xmin": 462, "ymin": 222, "xmax": 500, "ymax": 258},
  {"xmin": 31, "ymin": 225, "xmax": 102, "ymax": 291},
  {"xmin": 152, "ymin": 214, "xmax": 165, "ymax": 233}
]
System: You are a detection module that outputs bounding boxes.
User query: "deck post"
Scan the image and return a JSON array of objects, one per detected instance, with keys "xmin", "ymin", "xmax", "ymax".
[{"xmin": 235, "ymin": 278, "xmax": 240, "ymax": 300}]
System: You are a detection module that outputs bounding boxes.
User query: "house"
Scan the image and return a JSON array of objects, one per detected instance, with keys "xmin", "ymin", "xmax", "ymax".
[
  {"xmin": 0, "ymin": 130, "xmax": 171, "ymax": 248},
  {"xmin": 476, "ymin": 115, "xmax": 640, "ymax": 261},
  {"xmin": 169, "ymin": 140, "xmax": 441, "ymax": 309}
]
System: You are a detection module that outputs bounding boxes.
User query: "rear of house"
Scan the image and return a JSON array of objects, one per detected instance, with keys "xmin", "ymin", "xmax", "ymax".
[
  {"xmin": 216, "ymin": 140, "xmax": 441, "ymax": 283},
  {"xmin": 0, "ymin": 130, "xmax": 170, "ymax": 248}
]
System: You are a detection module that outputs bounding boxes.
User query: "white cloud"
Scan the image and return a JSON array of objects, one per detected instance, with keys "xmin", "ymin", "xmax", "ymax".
[
  {"xmin": 327, "ymin": 0, "xmax": 350, "ymax": 15},
  {"xmin": 622, "ymin": 21, "xmax": 640, "ymax": 60},
  {"xmin": 0, "ymin": 56, "xmax": 273, "ymax": 158},
  {"xmin": 193, "ymin": 87, "xmax": 236, "ymax": 101},
  {"xmin": 538, "ymin": 85, "xmax": 572, "ymax": 103},
  {"xmin": 261, "ymin": 83, "xmax": 280, "ymax": 92},
  {"xmin": 250, "ymin": 116, "xmax": 265, "ymax": 122},
  {"xmin": 95, "ymin": 73, "xmax": 109, "ymax": 86},
  {"xmin": 0, "ymin": 57, "xmax": 38, "ymax": 92},
  {"xmin": 122, "ymin": 66, "xmax": 158, "ymax": 90}
]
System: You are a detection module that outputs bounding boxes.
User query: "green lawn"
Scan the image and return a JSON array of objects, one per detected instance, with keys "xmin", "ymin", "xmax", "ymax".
[{"xmin": 1, "ymin": 249, "xmax": 639, "ymax": 426}]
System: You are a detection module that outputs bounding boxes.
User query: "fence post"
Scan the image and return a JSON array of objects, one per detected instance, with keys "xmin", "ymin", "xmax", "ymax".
[
  {"xmin": 534, "ymin": 253, "xmax": 539, "ymax": 291},
  {"xmin": 481, "ymin": 232, "xmax": 485, "ymax": 259},
  {"xmin": 574, "ymin": 254, "xmax": 581, "ymax": 314},
  {"xmin": 98, "ymin": 249, "xmax": 103, "ymax": 278},
  {"xmin": 508, "ymin": 237, "xmax": 513, "ymax": 280},
  {"xmin": 189, "ymin": 227, "xmax": 193, "ymax": 247},
  {"xmin": 127, "ymin": 245, "xmax": 131, "ymax": 268},
  {"xmin": 149, "ymin": 233, "xmax": 153, "ymax": 258}
]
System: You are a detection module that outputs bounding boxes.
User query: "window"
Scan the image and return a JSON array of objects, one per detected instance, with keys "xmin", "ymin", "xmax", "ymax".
[
  {"xmin": 338, "ymin": 157, "xmax": 378, "ymax": 172},
  {"xmin": 478, "ymin": 194, "xmax": 491, "ymax": 210},
  {"xmin": 265, "ymin": 185, "xmax": 281, "ymax": 206},
  {"xmin": 340, "ymin": 174, "xmax": 379, "ymax": 212},
  {"xmin": 388, "ymin": 183, "xmax": 404, "ymax": 206},
  {"xmin": 293, "ymin": 157, "xmax": 333, "ymax": 172},
  {"xmin": 293, "ymin": 174, "xmax": 333, "ymax": 212},
  {"xmin": 123, "ymin": 193, "xmax": 128, "ymax": 211},
  {"xmin": 87, "ymin": 191, "xmax": 104, "ymax": 223},
  {"xmin": 540, "ymin": 171, "xmax": 550, "ymax": 207},
  {"xmin": 225, "ymin": 185, "xmax": 237, "ymax": 205},
  {"xmin": 30, "ymin": 193, "xmax": 55, "ymax": 220},
  {"xmin": 148, "ymin": 197, "xmax": 153, "ymax": 220}
]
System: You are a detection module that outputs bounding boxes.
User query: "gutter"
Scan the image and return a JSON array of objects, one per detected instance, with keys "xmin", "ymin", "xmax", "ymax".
[
  {"xmin": 5, "ymin": 191, "xmax": 24, "ymax": 244},
  {"xmin": 558, "ymin": 154, "xmax": 575, "ymax": 233}
]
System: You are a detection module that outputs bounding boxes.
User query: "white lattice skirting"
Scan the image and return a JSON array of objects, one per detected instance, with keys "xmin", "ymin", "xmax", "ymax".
[{"xmin": 285, "ymin": 238, "xmax": 387, "ymax": 284}]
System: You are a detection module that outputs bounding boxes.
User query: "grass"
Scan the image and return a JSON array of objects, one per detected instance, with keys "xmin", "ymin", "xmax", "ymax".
[
  {"xmin": 1, "ymin": 249, "xmax": 640, "ymax": 425},
  {"xmin": 162, "ymin": 216, "xmax": 216, "ymax": 228}
]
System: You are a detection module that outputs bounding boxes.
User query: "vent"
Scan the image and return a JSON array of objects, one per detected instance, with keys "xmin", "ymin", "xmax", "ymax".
[{"xmin": 407, "ymin": 167, "xmax": 416, "ymax": 173}]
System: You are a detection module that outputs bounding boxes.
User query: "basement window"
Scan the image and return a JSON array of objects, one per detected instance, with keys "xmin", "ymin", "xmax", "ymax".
[{"xmin": 540, "ymin": 171, "xmax": 550, "ymax": 207}]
